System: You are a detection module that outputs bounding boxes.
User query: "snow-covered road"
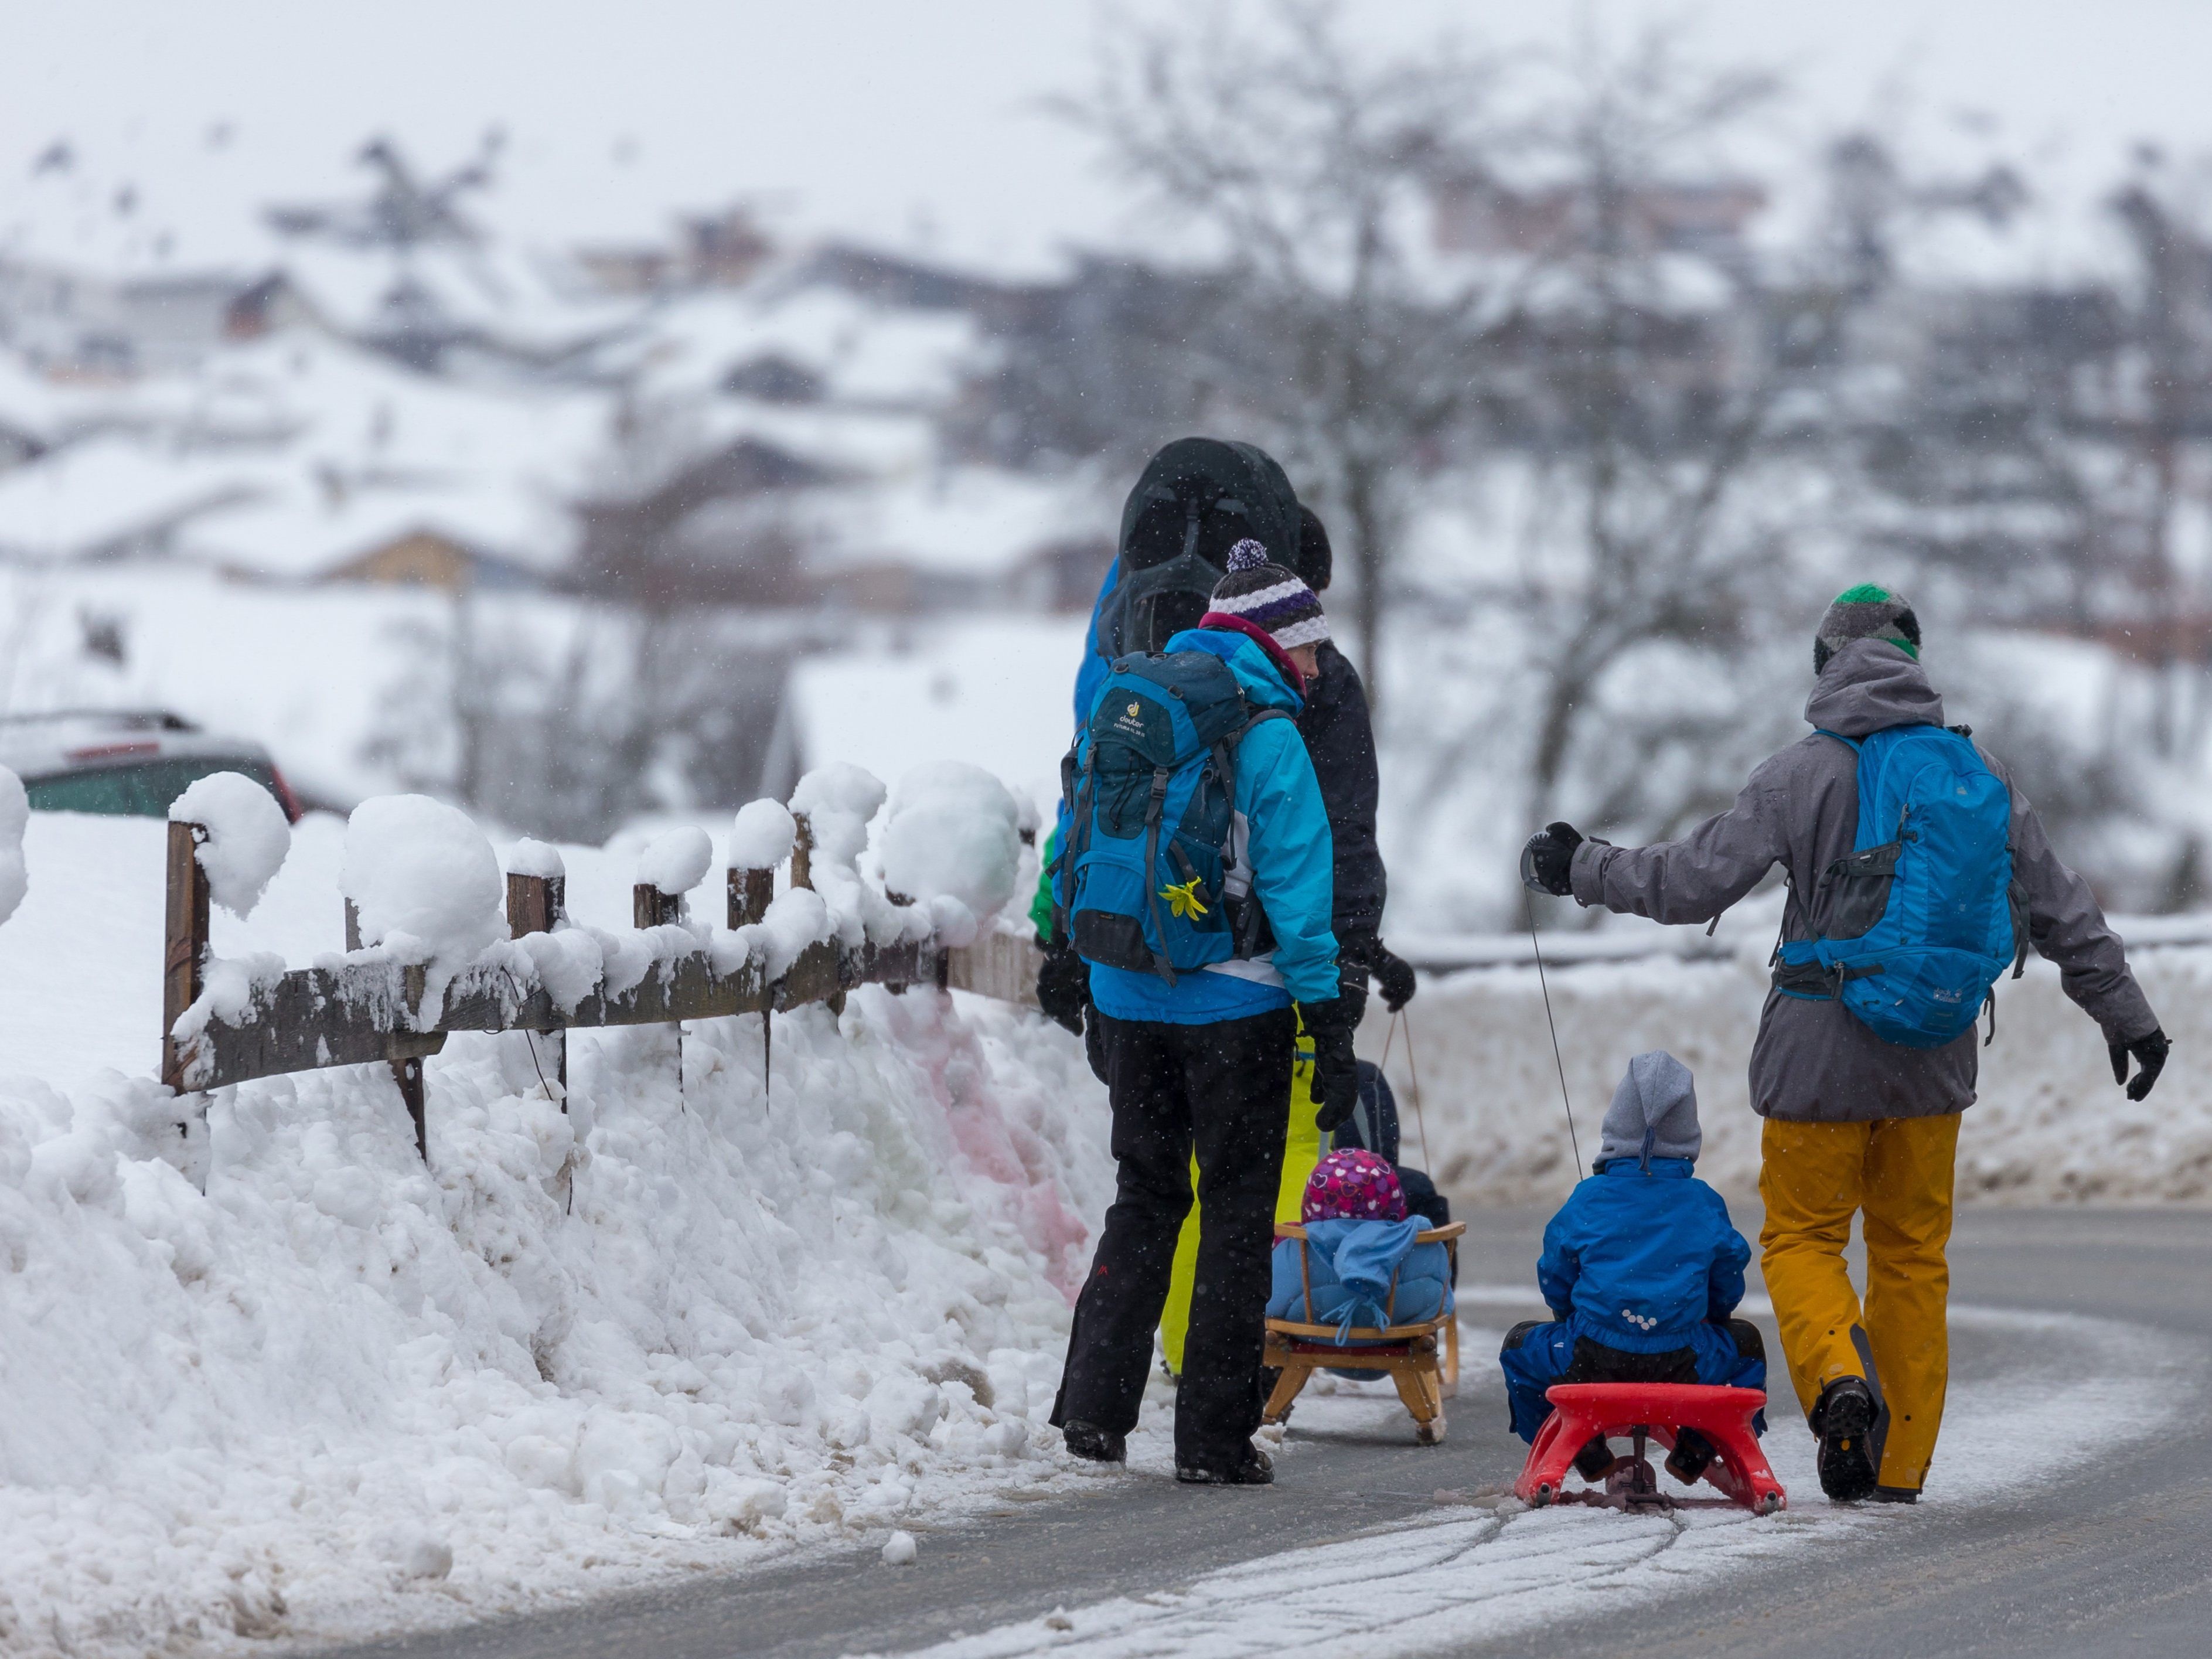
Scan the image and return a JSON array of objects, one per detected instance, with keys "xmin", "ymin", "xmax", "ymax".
[
  {"xmin": 313, "ymin": 1207, "xmax": 2212, "ymax": 1659},
  {"xmin": 891, "ymin": 1296, "xmax": 2194, "ymax": 1659}
]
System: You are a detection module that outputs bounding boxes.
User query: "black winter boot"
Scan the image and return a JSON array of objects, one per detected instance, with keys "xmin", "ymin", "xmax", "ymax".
[
  {"xmin": 1573, "ymin": 1436, "xmax": 1618, "ymax": 1482},
  {"xmin": 1175, "ymin": 1445, "xmax": 1274, "ymax": 1486},
  {"xmin": 1665, "ymin": 1427, "xmax": 1717, "ymax": 1486},
  {"xmin": 1812, "ymin": 1378, "xmax": 1879, "ymax": 1503},
  {"xmin": 1062, "ymin": 1420, "xmax": 1127, "ymax": 1464}
]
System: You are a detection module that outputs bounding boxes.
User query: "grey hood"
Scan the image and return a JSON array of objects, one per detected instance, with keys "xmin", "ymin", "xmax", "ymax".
[
  {"xmin": 1597, "ymin": 1050, "xmax": 1702, "ymax": 1169},
  {"xmin": 1803, "ymin": 638, "xmax": 1945, "ymax": 738}
]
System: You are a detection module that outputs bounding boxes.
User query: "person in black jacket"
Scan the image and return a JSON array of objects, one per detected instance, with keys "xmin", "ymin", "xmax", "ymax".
[{"xmin": 1285, "ymin": 505, "xmax": 1416, "ymax": 1023}]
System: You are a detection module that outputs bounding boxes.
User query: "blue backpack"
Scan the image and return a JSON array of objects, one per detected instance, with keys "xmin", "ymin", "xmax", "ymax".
[
  {"xmin": 1056, "ymin": 651, "xmax": 1289, "ymax": 983},
  {"xmin": 1773, "ymin": 724, "xmax": 2026, "ymax": 1048}
]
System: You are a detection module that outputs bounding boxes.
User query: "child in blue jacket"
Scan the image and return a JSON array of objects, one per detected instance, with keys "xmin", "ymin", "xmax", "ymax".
[{"xmin": 1499, "ymin": 1051, "xmax": 1766, "ymax": 1481}]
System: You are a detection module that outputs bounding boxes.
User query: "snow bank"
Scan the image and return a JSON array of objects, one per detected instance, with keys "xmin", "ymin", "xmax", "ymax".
[
  {"xmin": 0, "ymin": 767, "xmax": 24, "ymax": 929},
  {"xmin": 729, "ymin": 799, "xmax": 797, "ymax": 871},
  {"xmin": 170, "ymin": 771, "xmax": 291, "ymax": 918},
  {"xmin": 0, "ymin": 815, "xmax": 1112, "ymax": 1654},
  {"xmin": 637, "ymin": 825, "xmax": 713, "ymax": 898},
  {"xmin": 1372, "ymin": 935, "xmax": 2212, "ymax": 1204},
  {"xmin": 880, "ymin": 762, "xmax": 1022, "ymax": 930},
  {"xmin": 340, "ymin": 795, "xmax": 505, "ymax": 1010}
]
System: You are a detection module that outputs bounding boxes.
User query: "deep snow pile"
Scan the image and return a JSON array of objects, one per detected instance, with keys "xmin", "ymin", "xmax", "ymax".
[
  {"xmin": 170, "ymin": 771, "xmax": 292, "ymax": 918},
  {"xmin": 1375, "ymin": 923, "xmax": 2212, "ymax": 1204},
  {"xmin": 0, "ymin": 800, "xmax": 1111, "ymax": 1653}
]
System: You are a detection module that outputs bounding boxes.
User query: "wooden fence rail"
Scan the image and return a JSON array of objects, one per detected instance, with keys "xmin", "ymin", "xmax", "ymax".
[{"xmin": 160, "ymin": 813, "xmax": 1043, "ymax": 1158}]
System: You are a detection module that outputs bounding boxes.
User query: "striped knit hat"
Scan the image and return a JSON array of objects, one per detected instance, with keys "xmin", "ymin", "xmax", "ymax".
[
  {"xmin": 1815, "ymin": 583, "xmax": 1921, "ymax": 674},
  {"xmin": 1207, "ymin": 540, "xmax": 1331, "ymax": 650}
]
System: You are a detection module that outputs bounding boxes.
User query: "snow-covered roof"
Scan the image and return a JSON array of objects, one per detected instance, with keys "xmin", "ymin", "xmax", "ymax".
[
  {"xmin": 796, "ymin": 465, "xmax": 1111, "ymax": 579},
  {"xmin": 0, "ymin": 433, "xmax": 280, "ymax": 561}
]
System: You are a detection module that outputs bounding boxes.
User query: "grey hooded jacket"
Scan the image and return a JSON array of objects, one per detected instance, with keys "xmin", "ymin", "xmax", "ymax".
[
  {"xmin": 1597, "ymin": 1050, "xmax": 1702, "ymax": 1165},
  {"xmin": 1569, "ymin": 638, "xmax": 2159, "ymax": 1123}
]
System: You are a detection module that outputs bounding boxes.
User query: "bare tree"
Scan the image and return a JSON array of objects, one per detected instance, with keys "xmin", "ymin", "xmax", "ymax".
[{"xmin": 1065, "ymin": 0, "xmax": 1509, "ymax": 687}]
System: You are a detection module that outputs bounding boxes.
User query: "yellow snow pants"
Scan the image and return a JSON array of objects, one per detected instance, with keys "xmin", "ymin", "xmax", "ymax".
[
  {"xmin": 1758, "ymin": 1112, "xmax": 1961, "ymax": 1493},
  {"xmin": 1159, "ymin": 1020, "xmax": 1321, "ymax": 1375}
]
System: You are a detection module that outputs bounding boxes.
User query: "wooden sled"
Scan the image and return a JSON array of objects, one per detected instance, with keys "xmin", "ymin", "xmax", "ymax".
[{"xmin": 1262, "ymin": 1220, "xmax": 1464, "ymax": 1445}]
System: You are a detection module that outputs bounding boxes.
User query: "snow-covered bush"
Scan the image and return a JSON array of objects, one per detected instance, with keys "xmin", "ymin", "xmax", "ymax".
[{"xmin": 169, "ymin": 770, "xmax": 291, "ymax": 918}]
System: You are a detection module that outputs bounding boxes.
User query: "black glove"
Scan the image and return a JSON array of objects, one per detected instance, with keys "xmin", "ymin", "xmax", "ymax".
[
  {"xmin": 1519, "ymin": 822, "xmax": 1583, "ymax": 898},
  {"xmin": 1084, "ymin": 1001, "xmax": 1110, "ymax": 1085},
  {"xmin": 2110, "ymin": 1028, "xmax": 2169, "ymax": 1102},
  {"xmin": 1035, "ymin": 938, "xmax": 1088, "ymax": 1036},
  {"xmin": 1371, "ymin": 942, "xmax": 1418, "ymax": 1012},
  {"xmin": 1334, "ymin": 962, "xmax": 1370, "ymax": 1031},
  {"xmin": 1297, "ymin": 999, "xmax": 1361, "ymax": 1132}
]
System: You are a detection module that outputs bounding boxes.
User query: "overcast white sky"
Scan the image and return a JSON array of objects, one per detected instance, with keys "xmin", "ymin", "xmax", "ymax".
[{"xmin": 8, "ymin": 0, "xmax": 2212, "ymax": 275}]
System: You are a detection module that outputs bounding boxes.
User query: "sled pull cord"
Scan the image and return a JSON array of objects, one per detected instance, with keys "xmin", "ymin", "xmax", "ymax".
[
  {"xmin": 1378, "ymin": 1009, "xmax": 1435, "ymax": 1171},
  {"xmin": 1525, "ymin": 888, "xmax": 1583, "ymax": 1178}
]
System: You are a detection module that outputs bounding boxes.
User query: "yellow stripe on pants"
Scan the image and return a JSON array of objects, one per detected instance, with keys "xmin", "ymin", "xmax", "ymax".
[
  {"xmin": 1159, "ymin": 1021, "xmax": 1321, "ymax": 1376},
  {"xmin": 1758, "ymin": 1112, "xmax": 1960, "ymax": 1493}
]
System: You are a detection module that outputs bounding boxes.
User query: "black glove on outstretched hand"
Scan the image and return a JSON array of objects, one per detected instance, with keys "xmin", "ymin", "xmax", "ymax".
[
  {"xmin": 2110, "ymin": 1028, "xmax": 2169, "ymax": 1102},
  {"xmin": 1034, "ymin": 937, "xmax": 1088, "ymax": 1037},
  {"xmin": 1371, "ymin": 942, "xmax": 1418, "ymax": 1012},
  {"xmin": 1520, "ymin": 822, "xmax": 1584, "ymax": 898},
  {"xmin": 1297, "ymin": 998, "xmax": 1362, "ymax": 1132}
]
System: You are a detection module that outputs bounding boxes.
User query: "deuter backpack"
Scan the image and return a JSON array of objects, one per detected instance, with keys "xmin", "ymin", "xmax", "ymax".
[
  {"xmin": 1056, "ymin": 650, "xmax": 1288, "ymax": 983},
  {"xmin": 1773, "ymin": 724, "xmax": 2027, "ymax": 1048}
]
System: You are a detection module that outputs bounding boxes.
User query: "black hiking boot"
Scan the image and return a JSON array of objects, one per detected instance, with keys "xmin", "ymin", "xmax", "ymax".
[
  {"xmin": 1664, "ymin": 1427, "xmax": 1717, "ymax": 1486},
  {"xmin": 1812, "ymin": 1378, "xmax": 1879, "ymax": 1503},
  {"xmin": 1572, "ymin": 1435, "xmax": 1618, "ymax": 1483},
  {"xmin": 1871, "ymin": 1485, "xmax": 1919, "ymax": 1504},
  {"xmin": 1175, "ymin": 1445, "xmax": 1274, "ymax": 1486},
  {"xmin": 1062, "ymin": 1420, "xmax": 1127, "ymax": 1464}
]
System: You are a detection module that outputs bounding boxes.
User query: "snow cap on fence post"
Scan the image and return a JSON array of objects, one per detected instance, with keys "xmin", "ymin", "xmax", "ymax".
[
  {"xmin": 728, "ymin": 799, "xmax": 793, "ymax": 929},
  {"xmin": 0, "ymin": 766, "xmax": 25, "ymax": 929},
  {"xmin": 880, "ymin": 762, "xmax": 1022, "ymax": 945},
  {"xmin": 340, "ymin": 795, "xmax": 505, "ymax": 1015},
  {"xmin": 169, "ymin": 771, "xmax": 291, "ymax": 918},
  {"xmin": 636, "ymin": 826, "xmax": 711, "ymax": 927}
]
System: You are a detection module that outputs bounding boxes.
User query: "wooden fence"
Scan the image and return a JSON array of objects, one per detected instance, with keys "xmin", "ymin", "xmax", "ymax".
[{"xmin": 159, "ymin": 814, "xmax": 1042, "ymax": 1157}]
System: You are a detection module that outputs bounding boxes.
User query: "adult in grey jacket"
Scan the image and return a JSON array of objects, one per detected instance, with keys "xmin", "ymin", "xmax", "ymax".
[{"xmin": 1521, "ymin": 585, "xmax": 2167, "ymax": 1504}]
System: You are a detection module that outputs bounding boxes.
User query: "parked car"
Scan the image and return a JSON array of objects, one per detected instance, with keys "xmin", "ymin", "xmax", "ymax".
[{"xmin": 0, "ymin": 710, "xmax": 302, "ymax": 822}]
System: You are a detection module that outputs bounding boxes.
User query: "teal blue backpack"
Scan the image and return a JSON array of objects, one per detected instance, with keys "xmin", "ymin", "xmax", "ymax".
[
  {"xmin": 1056, "ymin": 651, "xmax": 1287, "ymax": 983},
  {"xmin": 1773, "ymin": 724, "xmax": 2027, "ymax": 1048}
]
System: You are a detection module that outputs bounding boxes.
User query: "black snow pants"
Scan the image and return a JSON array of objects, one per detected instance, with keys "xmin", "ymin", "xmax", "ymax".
[{"xmin": 1051, "ymin": 1006, "xmax": 1295, "ymax": 1471}]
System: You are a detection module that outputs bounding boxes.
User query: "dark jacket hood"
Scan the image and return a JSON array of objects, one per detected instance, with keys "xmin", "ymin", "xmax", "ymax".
[{"xmin": 1804, "ymin": 638, "xmax": 1946, "ymax": 738}]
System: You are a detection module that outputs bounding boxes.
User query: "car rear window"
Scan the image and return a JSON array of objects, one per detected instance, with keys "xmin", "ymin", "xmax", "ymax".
[{"xmin": 25, "ymin": 758, "xmax": 285, "ymax": 818}]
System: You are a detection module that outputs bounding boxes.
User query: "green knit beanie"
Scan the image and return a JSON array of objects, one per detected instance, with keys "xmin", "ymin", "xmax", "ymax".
[{"xmin": 1815, "ymin": 583, "xmax": 1921, "ymax": 674}]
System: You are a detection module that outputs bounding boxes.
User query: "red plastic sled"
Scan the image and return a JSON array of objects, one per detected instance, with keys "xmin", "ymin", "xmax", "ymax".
[{"xmin": 1514, "ymin": 1382, "xmax": 1785, "ymax": 1515}]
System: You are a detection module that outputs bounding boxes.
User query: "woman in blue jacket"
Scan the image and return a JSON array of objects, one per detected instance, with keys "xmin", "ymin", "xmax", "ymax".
[
  {"xmin": 1049, "ymin": 545, "xmax": 1356, "ymax": 1488},
  {"xmin": 1499, "ymin": 1052, "xmax": 1767, "ymax": 1480}
]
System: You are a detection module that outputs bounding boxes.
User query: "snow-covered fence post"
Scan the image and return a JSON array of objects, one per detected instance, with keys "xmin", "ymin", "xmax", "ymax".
[
  {"xmin": 161, "ymin": 819, "xmax": 210, "ymax": 1091},
  {"xmin": 507, "ymin": 870, "xmax": 567, "ymax": 1102},
  {"xmin": 346, "ymin": 898, "xmax": 437, "ymax": 1159},
  {"xmin": 786, "ymin": 812, "xmax": 846, "ymax": 1016},
  {"xmin": 632, "ymin": 883, "xmax": 681, "ymax": 929},
  {"xmin": 728, "ymin": 864, "xmax": 773, "ymax": 928}
]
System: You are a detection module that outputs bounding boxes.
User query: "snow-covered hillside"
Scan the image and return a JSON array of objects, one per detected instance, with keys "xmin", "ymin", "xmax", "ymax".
[{"xmin": 0, "ymin": 809, "xmax": 1112, "ymax": 1653}]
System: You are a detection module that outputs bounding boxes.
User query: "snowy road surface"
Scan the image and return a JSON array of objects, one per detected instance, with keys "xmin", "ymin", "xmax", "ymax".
[{"xmin": 314, "ymin": 1204, "xmax": 2212, "ymax": 1659}]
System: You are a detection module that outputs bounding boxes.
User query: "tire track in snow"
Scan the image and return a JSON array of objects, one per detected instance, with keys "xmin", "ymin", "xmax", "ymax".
[{"xmin": 864, "ymin": 1300, "xmax": 2202, "ymax": 1659}]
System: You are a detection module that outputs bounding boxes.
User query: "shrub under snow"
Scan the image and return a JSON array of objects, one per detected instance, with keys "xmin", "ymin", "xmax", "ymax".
[{"xmin": 170, "ymin": 770, "xmax": 291, "ymax": 918}]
